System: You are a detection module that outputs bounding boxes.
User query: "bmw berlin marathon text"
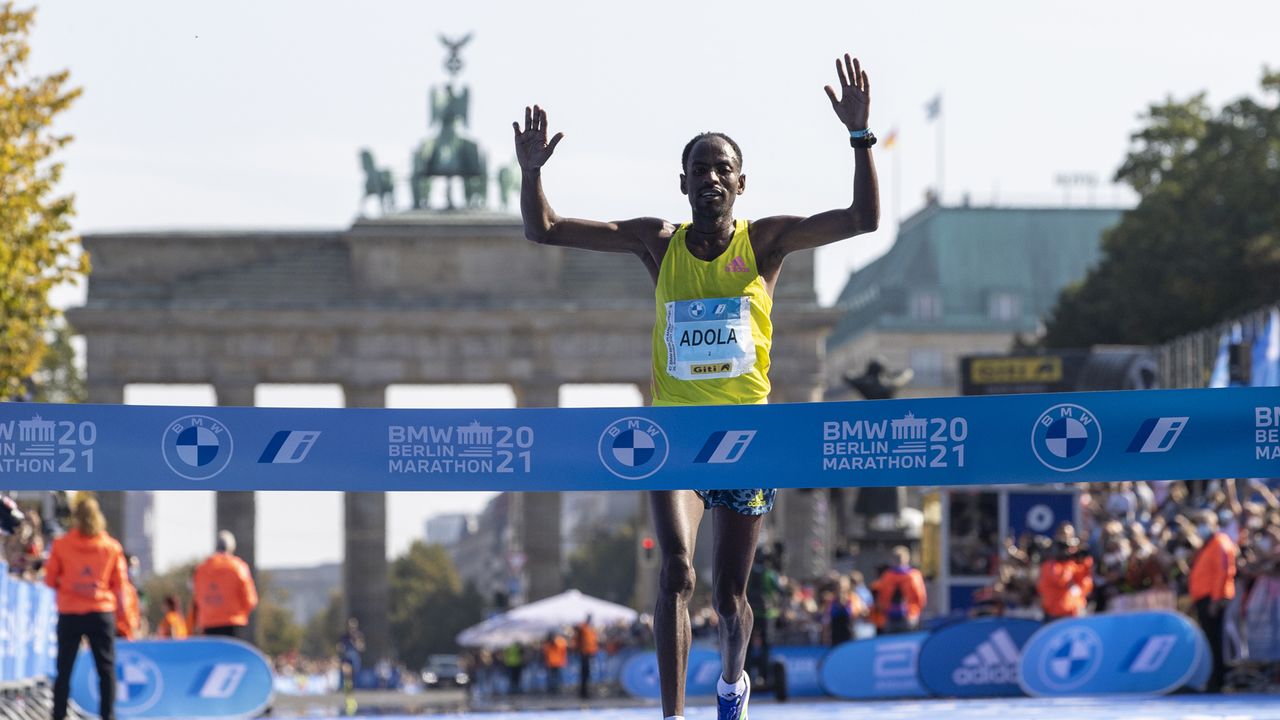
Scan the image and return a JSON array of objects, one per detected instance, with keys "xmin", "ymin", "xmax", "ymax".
[
  {"xmin": 822, "ymin": 412, "xmax": 967, "ymax": 472},
  {"xmin": 387, "ymin": 422, "xmax": 534, "ymax": 475}
]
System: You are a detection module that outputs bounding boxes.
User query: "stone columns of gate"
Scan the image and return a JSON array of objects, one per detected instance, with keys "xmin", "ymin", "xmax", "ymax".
[
  {"xmin": 212, "ymin": 383, "xmax": 258, "ymax": 578},
  {"xmin": 86, "ymin": 383, "xmax": 128, "ymax": 544},
  {"xmin": 767, "ymin": 377, "xmax": 832, "ymax": 579},
  {"xmin": 511, "ymin": 381, "xmax": 562, "ymax": 603},
  {"xmin": 342, "ymin": 384, "xmax": 390, "ymax": 664}
]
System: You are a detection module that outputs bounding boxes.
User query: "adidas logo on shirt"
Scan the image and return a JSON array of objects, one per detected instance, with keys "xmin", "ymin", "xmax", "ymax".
[
  {"xmin": 952, "ymin": 629, "xmax": 1021, "ymax": 685},
  {"xmin": 724, "ymin": 256, "xmax": 749, "ymax": 273}
]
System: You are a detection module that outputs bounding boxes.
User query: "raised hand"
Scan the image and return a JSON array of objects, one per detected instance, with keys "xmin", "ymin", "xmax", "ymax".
[
  {"xmin": 513, "ymin": 105, "xmax": 565, "ymax": 171},
  {"xmin": 823, "ymin": 54, "xmax": 871, "ymax": 132}
]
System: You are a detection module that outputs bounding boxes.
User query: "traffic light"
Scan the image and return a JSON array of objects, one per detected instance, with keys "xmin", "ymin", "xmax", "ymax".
[{"xmin": 641, "ymin": 536, "xmax": 656, "ymax": 565}]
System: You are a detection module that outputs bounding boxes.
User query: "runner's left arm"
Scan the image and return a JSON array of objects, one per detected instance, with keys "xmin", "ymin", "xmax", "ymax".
[{"xmin": 754, "ymin": 54, "xmax": 879, "ymax": 265}]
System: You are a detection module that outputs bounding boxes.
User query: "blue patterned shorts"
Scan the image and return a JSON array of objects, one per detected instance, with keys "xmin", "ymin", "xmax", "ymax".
[{"xmin": 694, "ymin": 488, "xmax": 777, "ymax": 515}]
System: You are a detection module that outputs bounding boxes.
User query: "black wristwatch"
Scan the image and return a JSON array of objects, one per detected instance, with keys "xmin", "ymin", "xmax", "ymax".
[{"xmin": 849, "ymin": 129, "xmax": 877, "ymax": 149}]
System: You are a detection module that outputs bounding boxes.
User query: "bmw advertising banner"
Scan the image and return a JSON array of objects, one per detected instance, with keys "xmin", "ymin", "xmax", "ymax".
[
  {"xmin": 918, "ymin": 617, "xmax": 1041, "ymax": 698},
  {"xmin": 620, "ymin": 645, "xmax": 826, "ymax": 699},
  {"xmin": 70, "ymin": 638, "xmax": 273, "ymax": 718},
  {"xmin": 1019, "ymin": 611, "xmax": 1206, "ymax": 696},
  {"xmin": 2, "ymin": 387, "xmax": 1279, "ymax": 492},
  {"xmin": 819, "ymin": 632, "xmax": 930, "ymax": 700}
]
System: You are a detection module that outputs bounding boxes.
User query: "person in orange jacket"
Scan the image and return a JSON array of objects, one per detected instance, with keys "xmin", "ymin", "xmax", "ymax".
[
  {"xmin": 573, "ymin": 615, "xmax": 599, "ymax": 699},
  {"xmin": 1189, "ymin": 510, "xmax": 1238, "ymax": 692},
  {"xmin": 541, "ymin": 631, "xmax": 568, "ymax": 695},
  {"xmin": 115, "ymin": 570, "xmax": 141, "ymax": 640},
  {"xmin": 44, "ymin": 495, "xmax": 126, "ymax": 720},
  {"xmin": 873, "ymin": 546, "xmax": 928, "ymax": 633},
  {"xmin": 1038, "ymin": 537, "xmax": 1095, "ymax": 621},
  {"xmin": 156, "ymin": 594, "xmax": 189, "ymax": 639},
  {"xmin": 193, "ymin": 530, "xmax": 258, "ymax": 639}
]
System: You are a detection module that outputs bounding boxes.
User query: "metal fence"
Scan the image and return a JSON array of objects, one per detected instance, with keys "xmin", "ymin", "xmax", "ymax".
[{"xmin": 1157, "ymin": 304, "xmax": 1279, "ymax": 389}]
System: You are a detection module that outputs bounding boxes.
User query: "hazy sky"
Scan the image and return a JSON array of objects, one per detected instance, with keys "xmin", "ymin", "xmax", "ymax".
[{"xmin": 25, "ymin": 1, "xmax": 1280, "ymax": 569}]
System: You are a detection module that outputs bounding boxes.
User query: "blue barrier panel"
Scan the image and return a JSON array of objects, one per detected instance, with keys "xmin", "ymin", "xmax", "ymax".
[
  {"xmin": 621, "ymin": 646, "xmax": 721, "ymax": 698},
  {"xmin": 2, "ymin": 387, "xmax": 1278, "ymax": 491},
  {"xmin": 70, "ymin": 638, "xmax": 273, "ymax": 718},
  {"xmin": 0, "ymin": 568, "xmax": 57, "ymax": 685},
  {"xmin": 0, "ymin": 565, "xmax": 9, "ymax": 683},
  {"xmin": 2, "ymin": 572, "xmax": 16, "ymax": 683},
  {"xmin": 619, "ymin": 645, "xmax": 828, "ymax": 699},
  {"xmin": 819, "ymin": 632, "xmax": 930, "ymax": 700},
  {"xmin": 1019, "ymin": 611, "xmax": 1204, "ymax": 696},
  {"xmin": 918, "ymin": 617, "xmax": 1041, "ymax": 698}
]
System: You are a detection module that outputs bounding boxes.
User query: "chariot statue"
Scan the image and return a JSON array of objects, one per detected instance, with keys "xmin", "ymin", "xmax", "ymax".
[{"xmin": 410, "ymin": 34, "xmax": 488, "ymax": 210}]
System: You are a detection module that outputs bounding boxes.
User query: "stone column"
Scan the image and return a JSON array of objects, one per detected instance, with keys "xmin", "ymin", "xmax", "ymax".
[
  {"xmin": 87, "ymin": 383, "xmax": 127, "ymax": 540},
  {"xmin": 342, "ymin": 384, "xmax": 390, "ymax": 664},
  {"xmin": 511, "ymin": 381, "xmax": 562, "ymax": 603},
  {"xmin": 213, "ymin": 383, "xmax": 257, "ymax": 578}
]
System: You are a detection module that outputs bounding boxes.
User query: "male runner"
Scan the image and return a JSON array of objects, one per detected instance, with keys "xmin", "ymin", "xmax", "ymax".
[{"xmin": 515, "ymin": 54, "xmax": 878, "ymax": 720}]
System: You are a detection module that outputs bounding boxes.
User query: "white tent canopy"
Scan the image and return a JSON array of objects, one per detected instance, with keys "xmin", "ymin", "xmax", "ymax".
[{"xmin": 456, "ymin": 589, "xmax": 638, "ymax": 649}]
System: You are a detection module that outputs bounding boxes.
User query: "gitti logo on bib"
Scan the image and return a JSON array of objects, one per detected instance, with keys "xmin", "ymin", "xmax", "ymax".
[{"xmin": 691, "ymin": 362, "xmax": 733, "ymax": 375}]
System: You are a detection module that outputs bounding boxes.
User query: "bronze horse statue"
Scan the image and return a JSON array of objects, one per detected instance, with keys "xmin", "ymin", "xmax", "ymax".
[
  {"xmin": 410, "ymin": 84, "xmax": 487, "ymax": 210},
  {"xmin": 360, "ymin": 148, "xmax": 395, "ymax": 215}
]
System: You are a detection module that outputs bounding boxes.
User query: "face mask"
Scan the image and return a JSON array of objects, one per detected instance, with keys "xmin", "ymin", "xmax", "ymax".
[
  {"xmin": 1248, "ymin": 517, "xmax": 1264, "ymax": 530},
  {"xmin": 1197, "ymin": 525, "xmax": 1213, "ymax": 540},
  {"xmin": 1258, "ymin": 537, "xmax": 1274, "ymax": 554}
]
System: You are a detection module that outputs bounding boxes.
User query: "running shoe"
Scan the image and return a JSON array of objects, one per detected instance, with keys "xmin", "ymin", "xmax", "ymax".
[{"xmin": 716, "ymin": 678, "xmax": 749, "ymax": 720}]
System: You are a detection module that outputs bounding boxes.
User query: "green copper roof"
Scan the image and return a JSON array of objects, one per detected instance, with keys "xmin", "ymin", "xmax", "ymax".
[{"xmin": 830, "ymin": 203, "xmax": 1124, "ymax": 345}]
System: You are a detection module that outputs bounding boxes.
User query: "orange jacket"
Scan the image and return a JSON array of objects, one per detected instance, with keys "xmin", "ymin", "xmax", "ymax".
[
  {"xmin": 193, "ymin": 552, "xmax": 258, "ymax": 628},
  {"xmin": 542, "ymin": 636, "xmax": 568, "ymax": 668},
  {"xmin": 873, "ymin": 566, "xmax": 928, "ymax": 626},
  {"xmin": 158, "ymin": 610, "xmax": 189, "ymax": 639},
  {"xmin": 574, "ymin": 623, "xmax": 598, "ymax": 655},
  {"xmin": 44, "ymin": 529, "xmax": 126, "ymax": 615},
  {"xmin": 1038, "ymin": 556, "xmax": 1095, "ymax": 618},
  {"xmin": 1189, "ymin": 532, "xmax": 1237, "ymax": 602},
  {"xmin": 115, "ymin": 578, "xmax": 141, "ymax": 639}
]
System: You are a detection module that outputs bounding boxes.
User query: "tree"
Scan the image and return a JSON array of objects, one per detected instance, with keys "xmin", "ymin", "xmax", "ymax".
[
  {"xmin": 1044, "ymin": 70, "xmax": 1280, "ymax": 347},
  {"xmin": 0, "ymin": 3, "xmax": 87, "ymax": 401},
  {"xmin": 389, "ymin": 541, "xmax": 482, "ymax": 669},
  {"xmin": 30, "ymin": 317, "xmax": 84, "ymax": 402},
  {"xmin": 254, "ymin": 572, "xmax": 304, "ymax": 657},
  {"xmin": 566, "ymin": 522, "xmax": 637, "ymax": 606},
  {"xmin": 140, "ymin": 561, "xmax": 197, "ymax": 630},
  {"xmin": 301, "ymin": 591, "xmax": 344, "ymax": 659}
]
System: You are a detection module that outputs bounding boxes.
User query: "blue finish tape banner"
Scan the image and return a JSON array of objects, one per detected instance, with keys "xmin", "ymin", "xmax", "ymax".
[
  {"xmin": 1018, "ymin": 611, "xmax": 1203, "ymax": 696},
  {"xmin": 70, "ymin": 638, "xmax": 273, "ymax": 718},
  {"xmin": 619, "ymin": 645, "xmax": 827, "ymax": 699},
  {"xmin": 918, "ymin": 617, "xmax": 1041, "ymax": 698},
  {"xmin": 2, "ymin": 387, "xmax": 1278, "ymax": 490},
  {"xmin": 819, "ymin": 632, "xmax": 930, "ymax": 700}
]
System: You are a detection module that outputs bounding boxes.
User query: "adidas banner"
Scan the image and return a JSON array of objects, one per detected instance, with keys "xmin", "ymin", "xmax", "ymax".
[
  {"xmin": 70, "ymin": 638, "xmax": 273, "ymax": 718},
  {"xmin": 1018, "ymin": 611, "xmax": 1206, "ymax": 696},
  {"xmin": 2, "ymin": 387, "xmax": 1278, "ymax": 491},
  {"xmin": 917, "ymin": 617, "xmax": 1041, "ymax": 697}
]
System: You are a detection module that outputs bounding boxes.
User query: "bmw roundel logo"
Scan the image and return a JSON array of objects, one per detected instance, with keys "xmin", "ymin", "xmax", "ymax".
[
  {"xmin": 162, "ymin": 415, "xmax": 234, "ymax": 480},
  {"xmin": 1037, "ymin": 625, "xmax": 1103, "ymax": 691},
  {"xmin": 1032, "ymin": 404, "xmax": 1101, "ymax": 472},
  {"xmin": 599, "ymin": 417, "xmax": 669, "ymax": 480},
  {"xmin": 88, "ymin": 649, "xmax": 164, "ymax": 713},
  {"xmin": 689, "ymin": 301, "xmax": 706, "ymax": 319}
]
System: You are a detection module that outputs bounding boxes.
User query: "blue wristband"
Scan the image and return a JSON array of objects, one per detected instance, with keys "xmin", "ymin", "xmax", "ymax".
[{"xmin": 849, "ymin": 128, "xmax": 871, "ymax": 139}]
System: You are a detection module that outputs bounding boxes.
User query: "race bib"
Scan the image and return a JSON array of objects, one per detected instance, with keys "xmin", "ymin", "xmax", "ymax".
[{"xmin": 664, "ymin": 297, "xmax": 756, "ymax": 380}]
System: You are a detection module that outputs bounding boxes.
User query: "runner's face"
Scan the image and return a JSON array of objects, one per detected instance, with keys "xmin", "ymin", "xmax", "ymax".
[{"xmin": 681, "ymin": 138, "xmax": 744, "ymax": 215}]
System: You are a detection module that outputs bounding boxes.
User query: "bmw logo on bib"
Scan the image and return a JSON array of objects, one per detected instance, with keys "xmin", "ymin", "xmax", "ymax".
[
  {"xmin": 599, "ymin": 417, "xmax": 669, "ymax": 480},
  {"xmin": 1032, "ymin": 404, "xmax": 1101, "ymax": 472},
  {"xmin": 162, "ymin": 415, "xmax": 234, "ymax": 481}
]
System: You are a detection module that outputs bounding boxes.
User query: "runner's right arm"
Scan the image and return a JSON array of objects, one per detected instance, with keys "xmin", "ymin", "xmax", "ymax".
[{"xmin": 515, "ymin": 105, "xmax": 668, "ymax": 263}]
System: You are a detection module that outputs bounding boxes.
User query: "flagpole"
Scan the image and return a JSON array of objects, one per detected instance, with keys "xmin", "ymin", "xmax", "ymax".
[
  {"xmin": 936, "ymin": 93, "xmax": 944, "ymax": 206},
  {"xmin": 894, "ymin": 137, "xmax": 902, "ymax": 227}
]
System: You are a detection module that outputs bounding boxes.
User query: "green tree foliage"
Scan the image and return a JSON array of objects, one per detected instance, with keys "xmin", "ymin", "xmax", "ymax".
[
  {"xmin": 31, "ymin": 318, "xmax": 84, "ymax": 402},
  {"xmin": 0, "ymin": 3, "xmax": 87, "ymax": 400},
  {"xmin": 388, "ymin": 541, "xmax": 482, "ymax": 669},
  {"xmin": 301, "ymin": 591, "xmax": 344, "ymax": 659},
  {"xmin": 255, "ymin": 571, "xmax": 304, "ymax": 657},
  {"xmin": 566, "ymin": 522, "xmax": 637, "ymax": 606},
  {"xmin": 1045, "ymin": 70, "xmax": 1280, "ymax": 347}
]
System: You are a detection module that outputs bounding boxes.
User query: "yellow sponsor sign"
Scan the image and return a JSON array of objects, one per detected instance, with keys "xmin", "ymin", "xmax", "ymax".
[
  {"xmin": 969, "ymin": 356, "xmax": 1063, "ymax": 385},
  {"xmin": 690, "ymin": 362, "xmax": 732, "ymax": 375}
]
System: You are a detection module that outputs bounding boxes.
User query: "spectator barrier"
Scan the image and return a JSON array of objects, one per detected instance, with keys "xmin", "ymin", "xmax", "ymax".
[
  {"xmin": 620, "ymin": 611, "xmax": 1219, "ymax": 701},
  {"xmin": 0, "ymin": 560, "xmax": 57, "ymax": 687}
]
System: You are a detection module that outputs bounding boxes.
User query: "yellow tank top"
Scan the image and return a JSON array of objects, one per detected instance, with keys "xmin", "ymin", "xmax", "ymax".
[{"xmin": 652, "ymin": 219, "xmax": 773, "ymax": 406}]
